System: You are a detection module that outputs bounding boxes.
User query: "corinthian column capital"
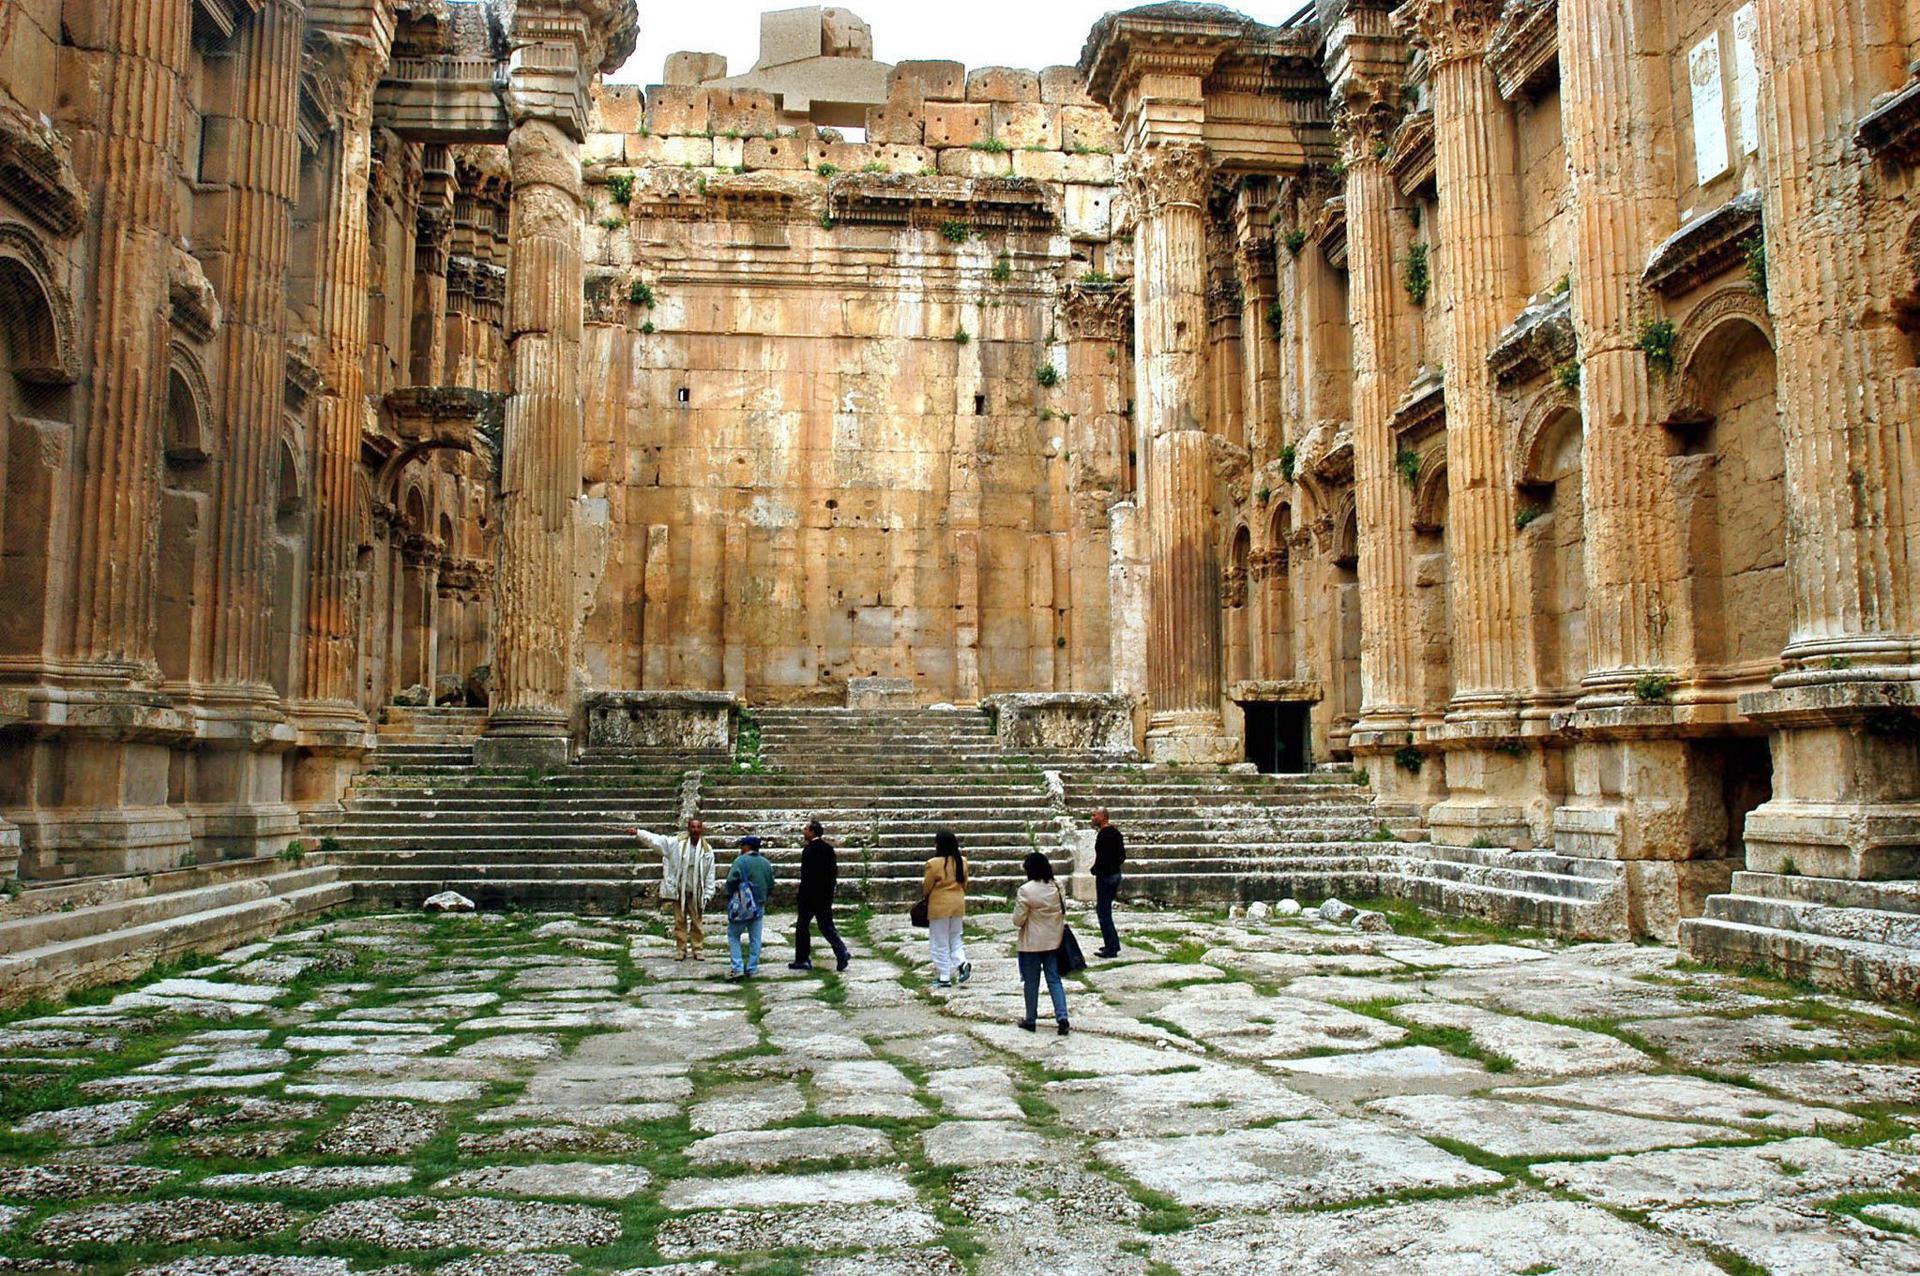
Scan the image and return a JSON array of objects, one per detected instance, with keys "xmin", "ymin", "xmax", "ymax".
[
  {"xmin": 1123, "ymin": 144, "xmax": 1212, "ymax": 220},
  {"xmin": 1334, "ymin": 76, "xmax": 1407, "ymax": 166},
  {"xmin": 1397, "ymin": 0, "xmax": 1506, "ymax": 66}
]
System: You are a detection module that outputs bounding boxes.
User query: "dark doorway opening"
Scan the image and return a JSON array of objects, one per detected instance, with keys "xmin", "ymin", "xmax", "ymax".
[{"xmin": 1244, "ymin": 702, "xmax": 1309, "ymax": 774}]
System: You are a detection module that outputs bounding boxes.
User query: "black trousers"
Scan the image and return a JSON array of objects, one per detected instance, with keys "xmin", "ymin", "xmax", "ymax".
[
  {"xmin": 1095, "ymin": 872, "xmax": 1123, "ymax": 953},
  {"xmin": 794, "ymin": 898, "xmax": 848, "ymax": 964}
]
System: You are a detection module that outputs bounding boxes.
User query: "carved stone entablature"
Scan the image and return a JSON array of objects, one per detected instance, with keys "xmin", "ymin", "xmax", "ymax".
[
  {"xmin": 1207, "ymin": 273, "xmax": 1243, "ymax": 324},
  {"xmin": 170, "ymin": 246, "xmax": 222, "ymax": 344},
  {"xmin": 470, "ymin": 262, "xmax": 506, "ymax": 304},
  {"xmin": 438, "ymin": 557, "xmax": 494, "ymax": 594},
  {"xmin": 1857, "ymin": 76, "xmax": 1920, "ymax": 164},
  {"xmin": 1062, "ymin": 284, "xmax": 1132, "ymax": 342},
  {"xmin": 1233, "ymin": 231, "xmax": 1277, "ymax": 285},
  {"xmin": 1080, "ymin": 5, "xmax": 1255, "ymax": 114},
  {"xmin": 1488, "ymin": 291, "xmax": 1575, "ymax": 386},
  {"xmin": 1391, "ymin": 367, "xmax": 1447, "ymax": 447},
  {"xmin": 192, "ymin": 0, "xmax": 252, "ymax": 45},
  {"xmin": 1388, "ymin": 110, "xmax": 1436, "ymax": 196},
  {"xmin": 0, "ymin": 103, "xmax": 86, "ymax": 238},
  {"xmin": 447, "ymin": 253, "xmax": 476, "ymax": 297},
  {"xmin": 830, "ymin": 173, "xmax": 1059, "ymax": 232},
  {"xmin": 583, "ymin": 269, "xmax": 623, "ymax": 325},
  {"xmin": 284, "ymin": 336, "xmax": 325, "ymax": 411},
  {"xmin": 1396, "ymin": 0, "xmax": 1507, "ymax": 67},
  {"xmin": 1229, "ymin": 677, "xmax": 1322, "ymax": 704},
  {"xmin": 1488, "ymin": 0, "xmax": 1560, "ymax": 101},
  {"xmin": 1308, "ymin": 424, "xmax": 1356, "ymax": 486},
  {"xmin": 1312, "ymin": 195, "xmax": 1348, "ymax": 268},
  {"xmin": 1643, "ymin": 190, "xmax": 1763, "ymax": 298},
  {"xmin": 1122, "ymin": 145, "xmax": 1212, "ymax": 220}
]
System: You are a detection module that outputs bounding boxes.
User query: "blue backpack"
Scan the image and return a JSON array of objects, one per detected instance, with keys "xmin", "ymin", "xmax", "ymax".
[{"xmin": 727, "ymin": 876, "xmax": 762, "ymax": 924}]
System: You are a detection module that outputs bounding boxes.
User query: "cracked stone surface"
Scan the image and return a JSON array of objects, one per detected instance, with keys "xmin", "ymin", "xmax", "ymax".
[{"xmin": 3, "ymin": 906, "xmax": 1915, "ymax": 1274}]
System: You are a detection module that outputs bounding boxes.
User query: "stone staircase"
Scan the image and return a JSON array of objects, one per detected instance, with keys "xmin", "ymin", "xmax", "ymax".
[
  {"xmin": 1681, "ymin": 872, "xmax": 1920, "ymax": 1002},
  {"xmin": 0, "ymin": 854, "xmax": 351, "ymax": 1009}
]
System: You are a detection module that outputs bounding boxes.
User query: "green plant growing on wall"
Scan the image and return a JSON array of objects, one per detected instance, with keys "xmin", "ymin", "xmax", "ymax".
[
  {"xmin": 1743, "ymin": 233, "xmax": 1768, "ymax": 300},
  {"xmin": 1266, "ymin": 301, "xmax": 1285, "ymax": 335},
  {"xmin": 940, "ymin": 220, "xmax": 971, "ymax": 244},
  {"xmin": 597, "ymin": 215, "xmax": 625, "ymax": 231},
  {"xmin": 1396, "ymin": 447, "xmax": 1422, "ymax": 487},
  {"xmin": 1284, "ymin": 228, "xmax": 1308, "ymax": 256},
  {"xmin": 640, "ymin": 321, "xmax": 656, "ymax": 335},
  {"xmin": 1394, "ymin": 745, "xmax": 1424, "ymax": 774},
  {"xmin": 1035, "ymin": 362, "xmax": 1061, "ymax": 388},
  {"xmin": 607, "ymin": 172, "xmax": 635, "ymax": 205},
  {"xmin": 816, "ymin": 162, "xmax": 839, "ymax": 177},
  {"xmin": 993, "ymin": 254, "xmax": 1014, "ymax": 282},
  {"xmin": 1079, "ymin": 269, "xmax": 1113, "ymax": 285},
  {"xmin": 1555, "ymin": 359, "xmax": 1582, "ymax": 392},
  {"xmin": 1280, "ymin": 443, "xmax": 1298, "ymax": 482},
  {"xmin": 1554, "ymin": 272, "xmax": 1572, "ymax": 296},
  {"xmin": 1514, "ymin": 505, "xmax": 1543, "ymax": 531},
  {"xmin": 862, "ymin": 162, "xmax": 887, "ymax": 173},
  {"xmin": 969, "ymin": 137, "xmax": 1011, "ymax": 154},
  {"xmin": 953, "ymin": 327, "xmax": 971, "ymax": 345},
  {"xmin": 819, "ymin": 212, "xmax": 836, "ymax": 229},
  {"xmin": 1634, "ymin": 673, "xmax": 1675, "ymax": 702},
  {"xmin": 629, "ymin": 280, "xmax": 656, "ymax": 307},
  {"xmin": 1403, "ymin": 242, "xmax": 1430, "ymax": 305},
  {"xmin": 1255, "ymin": 486, "xmax": 1271, "ymax": 504},
  {"xmin": 1638, "ymin": 318, "xmax": 1677, "ymax": 375}
]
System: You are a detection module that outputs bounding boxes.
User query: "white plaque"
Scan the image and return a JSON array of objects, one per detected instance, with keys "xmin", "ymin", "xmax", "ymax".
[
  {"xmin": 1690, "ymin": 34, "xmax": 1731, "ymax": 185},
  {"xmin": 1732, "ymin": 4, "xmax": 1761, "ymax": 156}
]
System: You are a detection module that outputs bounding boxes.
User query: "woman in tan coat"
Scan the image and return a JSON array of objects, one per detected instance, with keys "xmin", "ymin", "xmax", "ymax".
[
  {"xmin": 923, "ymin": 828, "xmax": 970, "ymax": 988},
  {"xmin": 1012, "ymin": 850, "xmax": 1070, "ymax": 1035}
]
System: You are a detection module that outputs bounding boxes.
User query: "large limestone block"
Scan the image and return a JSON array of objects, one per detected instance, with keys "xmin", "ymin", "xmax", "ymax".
[
  {"xmin": 1060, "ymin": 106, "xmax": 1119, "ymax": 153},
  {"xmin": 645, "ymin": 85, "xmax": 709, "ymax": 135},
  {"xmin": 745, "ymin": 135, "xmax": 807, "ymax": 170},
  {"xmin": 1062, "ymin": 185, "xmax": 1114, "ymax": 240},
  {"xmin": 967, "ymin": 66, "xmax": 1040, "ymax": 103},
  {"xmin": 1041, "ymin": 65, "xmax": 1096, "ymax": 106},
  {"xmin": 665, "ymin": 51, "xmax": 727, "ymax": 86},
  {"xmin": 991, "ymin": 102, "xmax": 1059, "ymax": 151},
  {"xmin": 891, "ymin": 60, "xmax": 965, "ymax": 101},
  {"xmin": 865, "ymin": 102, "xmax": 925, "ymax": 145},
  {"xmin": 809, "ymin": 140, "xmax": 876, "ymax": 172},
  {"xmin": 1012, "ymin": 149, "xmax": 1068, "ymax": 182},
  {"xmin": 592, "ymin": 84, "xmax": 643, "ymax": 134},
  {"xmin": 938, "ymin": 148, "xmax": 1013, "ymax": 179},
  {"xmin": 583, "ymin": 132, "xmax": 625, "ymax": 164},
  {"xmin": 925, "ymin": 102, "xmax": 989, "ymax": 148},
  {"xmin": 659, "ymin": 136, "xmax": 715, "ymax": 167},
  {"xmin": 708, "ymin": 89, "xmax": 776, "ymax": 137}
]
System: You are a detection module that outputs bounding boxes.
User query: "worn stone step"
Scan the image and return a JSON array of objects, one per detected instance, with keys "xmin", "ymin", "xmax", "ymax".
[
  {"xmin": 1727, "ymin": 871, "xmax": 1920, "ymax": 916},
  {"xmin": 1699, "ymin": 892, "xmax": 1920, "ymax": 949},
  {"xmin": 1405, "ymin": 857, "xmax": 1619, "ymax": 903},
  {"xmin": 0, "ymin": 877, "xmax": 352, "ymax": 1010},
  {"xmin": 1394, "ymin": 873, "xmax": 1626, "ymax": 941},
  {"xmin": 1679, "ymin": 913, "xmax": 1920, "ymax": 1003},
  {"xmin": 0, "ymin": 866, "xmax": 340, "ymax": 956}
]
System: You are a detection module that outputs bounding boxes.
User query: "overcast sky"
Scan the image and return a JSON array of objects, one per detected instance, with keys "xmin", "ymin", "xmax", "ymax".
[{"xmin": 607, "ymin": 2, "xmax": 1314, "ymax": 85}]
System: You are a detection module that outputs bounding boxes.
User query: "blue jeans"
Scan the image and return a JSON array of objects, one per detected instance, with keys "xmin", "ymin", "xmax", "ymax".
[
  {"xmin": 1019, "ymin": 950, "xmax": 1068, "ymax": 1024},
  {"xmin": 728, "ymin": 914, "xmax": 764, "ymax": 973},
  {"xmin": 1095, "ymin": 873, "xmax": 1123, "ymax": 953}
]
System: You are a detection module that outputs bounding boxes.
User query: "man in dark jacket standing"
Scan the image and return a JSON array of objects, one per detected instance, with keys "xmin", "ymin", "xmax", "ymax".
[
  {"xmin": 1091, "ymin": 808, "xmax": 1125, "ymax": 957},
  {"xmin": 789, "ymin": 818, "xmax": 851, "ymax": 972}
]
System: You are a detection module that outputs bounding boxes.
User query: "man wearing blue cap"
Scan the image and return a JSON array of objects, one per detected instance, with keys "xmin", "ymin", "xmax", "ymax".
[{"xmin": 723, "ymin": 835, "xmax": 775, "ymax": 980}]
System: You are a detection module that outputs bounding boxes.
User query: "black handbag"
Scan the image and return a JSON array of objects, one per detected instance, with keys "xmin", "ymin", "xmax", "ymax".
[
  {"xmin": 1055, "ymin": 886, "xmax": 1087, "ymax": 975},
  {"xmin": 909, "ymin": 895, "xmax": 931, "ymax": 929}
]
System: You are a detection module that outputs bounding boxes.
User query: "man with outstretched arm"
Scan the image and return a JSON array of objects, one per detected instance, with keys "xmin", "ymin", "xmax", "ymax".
[
  {"xmin": 789, "ymin": 818, "xmax": 851, "ymax": 972},
  {"xmin": 631, "ymin": 817, "xmax": 716, "ymax": 960}
]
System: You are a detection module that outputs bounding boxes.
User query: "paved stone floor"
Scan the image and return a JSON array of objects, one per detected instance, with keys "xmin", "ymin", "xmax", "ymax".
[{"xmin": 3, "ymin": 902, "xmax": 1919, "ymax": 1275}]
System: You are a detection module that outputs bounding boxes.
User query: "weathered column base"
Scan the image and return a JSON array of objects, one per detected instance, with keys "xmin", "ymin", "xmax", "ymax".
[
  {"xmin": 1427, "ymin": 713, "xmax": 1558, "ymax": 851},
  {"xmin": 1739, "ymin": 680, "xmax": 1920, "ymax": 880},
  {"xmin": 0, "ymin": 688, "xmax": 193, "ymax": 878},
  {"xmin": 177, "ymin": 698, "xmax": 302, "ymax": 861},
  {"xmin": 288, "ymin": 701, "xmax": 376, "ymax": 820},
  {"xmin": 1550, "ymin": 728, "xmax": 1745, "ymax": 940},
  {"xmin": 1144, "ymin": 709, "xmax": 1239, "ymax": 765},
  {"xmin": 476, "ymin": 711, "xmax": 572, "ymax": 770},
  {"xmin": 1351, "ymin": 713, "xmax": 1445, "ymax": 817}
]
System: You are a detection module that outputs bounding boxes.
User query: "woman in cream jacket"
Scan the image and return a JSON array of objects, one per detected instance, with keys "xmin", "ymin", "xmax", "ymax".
[{"xmin": 1011, "ymin": 850, "xmax": 1070, "ymax": 1035}]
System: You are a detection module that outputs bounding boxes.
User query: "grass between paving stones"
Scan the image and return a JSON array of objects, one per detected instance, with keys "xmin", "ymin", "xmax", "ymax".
[
  {"xmin": 1330, "ymin": 895, "xmax": 1567, "ymax": 947},
  {"xmin": 1333, "ymin": 997, "xmax": 1519, "ymax": 1073},
  {"xmin": 1822, "ymin": 1187, "xmax": 1920, "ymax": 1237}
]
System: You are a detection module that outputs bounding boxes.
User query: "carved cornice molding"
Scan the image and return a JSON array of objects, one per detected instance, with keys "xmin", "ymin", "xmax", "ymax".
[
  {"xmin": 1388, "ymin": 109, "xmax": 1436, "ymax": 195},
  {"xmin": 1061, "ymin": 284, "xmax": 1132, "ymax": 342},
  {"xmin": 1488, "ymin": 292, "xmax": 1576, "ymax": 387},
  {"xmin": 169, "ymin": 246, "xmax": 222, "ymax": 344},
  {"xmin": 1397, "ymin": 0, "xmax": 1507, "ymax": 67},
  {"xmin": 1643, "ymin": 190, "xmax": 1763, "ymax": 298},
  {"xmin": 1122, "ymin": 144, "xmax": 1212, "ymax": 219},
  {"xmin": 1487, "ymin": 0, "xmax": 1560, "ymax": 101},
  {"xmin": 1859, "ymin": 77, "xmax": 1920, "ymax": 164},
  {"xmin": 0, "ymin": 105, "xmax": 85, "ymax": 238}
]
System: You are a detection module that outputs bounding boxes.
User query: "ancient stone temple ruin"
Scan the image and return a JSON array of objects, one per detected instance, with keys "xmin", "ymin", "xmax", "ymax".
[{"xmin": 0, "ymin": 1, "xmax": 1916, "ymax": 1005}]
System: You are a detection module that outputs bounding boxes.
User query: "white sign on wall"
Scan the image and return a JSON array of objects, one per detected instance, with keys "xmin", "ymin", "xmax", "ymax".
[
  {"xmin": 1732, "ymin": 4, "xmax": 1761, "ymax": 156},
  {"xmin": 1690, "ymin": 33, "xmax": 1731, "ymax": 185}
]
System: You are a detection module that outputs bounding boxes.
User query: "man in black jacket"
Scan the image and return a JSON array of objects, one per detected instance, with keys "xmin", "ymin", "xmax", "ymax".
[
  {"xmin": 789, "ymin": 818, "xmax": 851, "ymax": 972},
  {"xmin": 1091, "ymin": 808, "xmax": 1125, "ymax": 957}
]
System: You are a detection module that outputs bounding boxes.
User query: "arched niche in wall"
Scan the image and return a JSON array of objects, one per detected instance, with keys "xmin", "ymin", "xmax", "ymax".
[
  {"xmin": 0, "ymin": 230, "xmax": 76, "ymax": 668},
  {"xmin": 155, "ymin": 348, "xmax": 218, "ymax": 686},
  {"xmin": 1515, "ymin": 389, "xmax": 1587, "ymax": 698}
]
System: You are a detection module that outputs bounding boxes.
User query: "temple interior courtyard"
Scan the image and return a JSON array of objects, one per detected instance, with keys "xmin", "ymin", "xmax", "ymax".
[{"xmin": 2, "ymin": 0, "xmax": 1920, "ymax": 1268}]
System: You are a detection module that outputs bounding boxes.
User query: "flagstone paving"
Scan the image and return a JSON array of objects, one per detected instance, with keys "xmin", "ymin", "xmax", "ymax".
[{"xmin": 1, "ymin": 903, "xmax": 1917, "ymax": 1274}]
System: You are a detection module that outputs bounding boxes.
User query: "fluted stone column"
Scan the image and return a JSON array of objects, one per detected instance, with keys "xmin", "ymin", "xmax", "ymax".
[
  {"xmin": 13, "ymin": 0, "xmax": 196, "ymax": 874},
  {"xmin": 1130, "ymin": 144, "xmax": 1236, "ymax": 763},
  {"xmin": 1548, "ymin": 0, "xmax": 1734, "ymax": 931},
  {"xmin": 1338, "ymin": 80, "xmax": 1424, "ymax": 790},
  {"xmin": 409, "ymin": 146, "xmax": 455, "ymax": 388},
  {"xmin": 1739, "ymin": 0, "xmax": 1920, "ymax": 880},
  {"xmin": 481, "ymin": 119, "xmax": 588, "ymax": 765},
  {"xmin": 290, "ymin": 30, "xmax": 388, "ymax": 811},
  {"xmin": 1408, "ymin": 2, "xmax": 1545, "ymax": 845}
]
